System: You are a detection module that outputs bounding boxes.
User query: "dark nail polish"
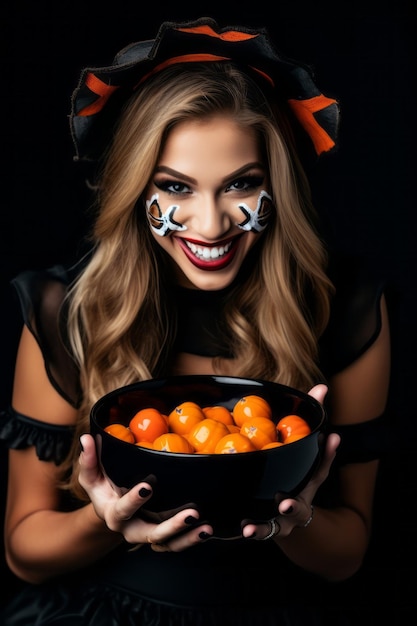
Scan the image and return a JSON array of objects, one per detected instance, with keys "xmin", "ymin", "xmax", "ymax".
[
  {"xmin": 199, "ymin": 531, "xmax": 211, "ymax": 540},
  {"xmin": 139, "ymin": 487, "xmax": 151, "ymax": 498},
  {"xmin": 184, "ymin": 515, "xmax": 198, "ymax": 525}
]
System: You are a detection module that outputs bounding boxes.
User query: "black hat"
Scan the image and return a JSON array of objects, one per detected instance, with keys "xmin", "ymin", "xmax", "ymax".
[{"xmin": 70, "ymin": 17, "xmax": 339, "ymax": 162}]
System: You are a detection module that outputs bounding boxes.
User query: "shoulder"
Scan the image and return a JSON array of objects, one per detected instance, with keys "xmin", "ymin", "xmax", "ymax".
[
  {"xmin": 11, "ymin": 263, "xmax": 79, "ymax": 321},
  {"xmin": 10, "ymin": 261, "xmax": 86, "ymax": 408},
  {"xmin": 318, "ymin": 253, "xmax": 391, "ymax": 462},
  {"xmin": 319, "ymin": 252, "xmax": 386, "ymax": 376}
]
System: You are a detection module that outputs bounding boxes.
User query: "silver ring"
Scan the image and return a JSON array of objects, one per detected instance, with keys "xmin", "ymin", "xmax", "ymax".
[
  {"xmin": 263, "ymin": 518, "xmax": 280, "ymax": 540},
  {"xmin": 303, "ymin": 505, "xmax": 314, "ymax": 528}
]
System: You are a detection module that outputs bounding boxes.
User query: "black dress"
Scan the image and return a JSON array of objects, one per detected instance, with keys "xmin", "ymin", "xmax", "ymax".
[{"xmin": 0, "ymin": 255, "xmax": 388, "ymax": 625}]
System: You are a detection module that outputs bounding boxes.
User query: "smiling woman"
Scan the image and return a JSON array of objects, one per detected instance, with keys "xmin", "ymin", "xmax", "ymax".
[{"xmin": 0, "ymin": 16, "xmax": 390, "ymax": 626}]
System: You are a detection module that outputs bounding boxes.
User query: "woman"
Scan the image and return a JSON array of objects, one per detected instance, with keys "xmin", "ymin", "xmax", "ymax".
[{"xmin": 0, "ymin": 17, "xmax": 390, "ymax": 625}]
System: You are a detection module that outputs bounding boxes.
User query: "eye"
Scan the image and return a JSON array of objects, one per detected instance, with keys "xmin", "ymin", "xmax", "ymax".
[
  {"xmin": 154, "ymin": 179, "xmax": 192, "ymax": 196},
  {"xmin": 226, "ymin": 175, "xmax": 265, "ymax": 193}
]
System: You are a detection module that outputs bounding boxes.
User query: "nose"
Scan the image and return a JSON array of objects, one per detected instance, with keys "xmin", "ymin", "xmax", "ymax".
[{"xmin": 188, "ymin": 194, "xmax": 232, "ymax": 240}]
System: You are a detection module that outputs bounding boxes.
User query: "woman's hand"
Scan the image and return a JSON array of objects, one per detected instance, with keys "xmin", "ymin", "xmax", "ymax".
[
  {"xmin": 241, "ymin": 384, "xmax": 340, "ymax": 540},
  {"xmin": 79, "ymin": 434, "xmax": 213, "ymax": 552}
]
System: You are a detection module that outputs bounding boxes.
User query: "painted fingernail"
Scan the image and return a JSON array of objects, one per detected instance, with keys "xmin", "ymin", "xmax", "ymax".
[
  {"xmin": 244, "ymin": 531, "xmax": 257, "ymax": 539},
  {"xmin": 184, "ymin": 515, "xmax": 198, "ymax": 525},
  {"xmin": 283, "ymin": 505, "xmax": 293, "ymax": 514},
  {"xmin": 139, "ymin": 487, "xmax": 151, "ymax": 497},
  {"xmin": 199, "ymin": 531, "xmax": 211, "ymax": 540}
]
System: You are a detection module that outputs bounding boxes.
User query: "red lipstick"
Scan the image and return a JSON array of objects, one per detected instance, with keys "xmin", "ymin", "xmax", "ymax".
[{"xmin": 176, "ymin": 236, "xmax": 240, "ymax": 271}]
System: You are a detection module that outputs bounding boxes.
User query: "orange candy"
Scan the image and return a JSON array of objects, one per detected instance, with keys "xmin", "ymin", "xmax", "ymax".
[
  {"xmin": 276, "ymin": 414, "xmax": 311, "ymax": 443},
  {"xmin": 187, "ymin": 418, "xmax": 230, "ymax": 454},
  {"xmin": 261, "ymin": 441, "xmax": 284, "ymax": 450},
  {"xmin": 104, "ymin": 423, "xmax": 136, "ymax": 443},
  {"xmin": 232, "ymin": 395, "xmax": 272, "ymax": 427},
  {"xmin": 129, "ymin": 407, "xmax": 168, "ymax": 443},
  {"xmin": 153, "ymin": 432, "xmax": 195, "ymax": 453},
  {"xmin": 214, "ymin": 433, "xmax": 257, "ymax": 454},
  {"xmin": 168, "ymin": 401, "xmax": 205, "ymax": 436},
  {"xmin": 135, "ymin": 441, "xmax": 155, "ymax": 449},
  {"xmin": 202, "ymin": 405, "xmax": 234, "ymax": 426},
  {"xmin": 240, "ymin": 416, "xmax": 278, "ymax": 450},
  {"xmin": 105, "ymin": 396, "xmax": 311, "ymax": 454}
]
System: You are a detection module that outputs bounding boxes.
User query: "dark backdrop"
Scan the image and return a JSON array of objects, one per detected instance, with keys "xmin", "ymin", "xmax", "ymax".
[{"xmin": 1, "ymin": 0, "xmax": 416, "ymax": 621}]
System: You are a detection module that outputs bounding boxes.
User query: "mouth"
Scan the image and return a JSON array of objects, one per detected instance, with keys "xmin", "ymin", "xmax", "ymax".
[{"xmin": 176, "ymin": 236, "xmax": 241, "ymax": 271}]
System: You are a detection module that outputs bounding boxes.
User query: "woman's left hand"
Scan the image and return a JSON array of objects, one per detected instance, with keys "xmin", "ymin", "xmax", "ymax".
[
  {"xmin": 241, "ymin": 384, "xmax": 340, "ymax": 540},
  {"xmin": 78, "ymin": 433, "xmax": 213, "ymax": 551}
]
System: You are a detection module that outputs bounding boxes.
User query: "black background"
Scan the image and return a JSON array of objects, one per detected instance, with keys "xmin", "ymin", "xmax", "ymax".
[{"xmin": 1, "ymin": 0, "xmax": 416, "ymax": 621}]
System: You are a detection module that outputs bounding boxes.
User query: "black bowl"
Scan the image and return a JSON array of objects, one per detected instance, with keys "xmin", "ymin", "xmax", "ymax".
[{"xmin": 90, "ymin": 375, "xmax": 326, "ymax": 538}]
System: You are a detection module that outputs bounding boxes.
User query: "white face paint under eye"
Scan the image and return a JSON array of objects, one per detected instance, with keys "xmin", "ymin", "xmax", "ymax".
[
  {"xmin": 236, "ymin": 190, "xmax": 273, "ymax": 233},
  {"xmin": 146, "ymin": 193, "xmax": 187, "ymax": 237}
]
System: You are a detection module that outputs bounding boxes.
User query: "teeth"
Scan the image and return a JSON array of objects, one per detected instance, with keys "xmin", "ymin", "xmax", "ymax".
[{"xmin": 186, "ymin": 241, "xmax": 232, "ymax": 261}]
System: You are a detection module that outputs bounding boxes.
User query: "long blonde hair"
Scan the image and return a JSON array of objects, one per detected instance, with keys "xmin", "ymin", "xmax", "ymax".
[{"xmin": 64, "ymin": 62, "xmax": 334, "ymax": 495}]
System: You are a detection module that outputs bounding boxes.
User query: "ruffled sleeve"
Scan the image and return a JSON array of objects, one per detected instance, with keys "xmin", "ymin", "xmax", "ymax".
[
  {"xmin": 10, "ymin": 263, "xmax": 82, "ymax": 408},
  {"xmin": 0, "ymin": 406, "xmax": 74, "ymax": 465}
]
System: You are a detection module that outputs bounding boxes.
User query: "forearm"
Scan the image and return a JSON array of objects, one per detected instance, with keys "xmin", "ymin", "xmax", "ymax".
[
  {"xmin": 276, "ymin": 505, "xmax": 370, "ymax": 581},
  {"xmin": 6, "ymin": 502, "xmax": 125, "ymax": 584}
]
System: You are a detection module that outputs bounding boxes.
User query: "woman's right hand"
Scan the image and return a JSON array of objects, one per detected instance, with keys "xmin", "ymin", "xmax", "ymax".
[{"xmin": 79, "ymin": 434, "xmax": 213, "ymax": 552}]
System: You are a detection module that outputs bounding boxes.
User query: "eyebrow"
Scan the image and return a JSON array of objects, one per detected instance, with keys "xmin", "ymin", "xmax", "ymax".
[{"xmin": 154, "ymin": 162, "xmax": 265, "ymax": 185}]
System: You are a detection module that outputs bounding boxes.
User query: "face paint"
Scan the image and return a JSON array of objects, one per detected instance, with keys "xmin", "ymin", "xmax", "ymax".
[
  {"xmin": 146, "ymin": 193, "xmax": 187, "ymax": 237},
  {"xmin": 236, "ymin": 190, "xmax": 273, "ymax": 233}
]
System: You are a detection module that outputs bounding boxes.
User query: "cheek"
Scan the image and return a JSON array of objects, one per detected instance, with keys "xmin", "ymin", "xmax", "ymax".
[
  {"xmin": 146, "ymin": 194, "xmax": 165, "ymax": 234},
  {"xmin": 145, "ymin": 193, "xmax": 187, "ymax": 237},
  {"xmin": 236, "ymin": 190, "xmax": 273, "ymax": 233},
  {"xmin": 245, "ymin": 231, "xmax": 264, "ymax": 252}
]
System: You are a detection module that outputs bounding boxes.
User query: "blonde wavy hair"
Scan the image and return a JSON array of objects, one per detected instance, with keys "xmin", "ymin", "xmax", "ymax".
[{"xmin": 63, "ymin": 63, "xmax": 334, "ymax": 496}]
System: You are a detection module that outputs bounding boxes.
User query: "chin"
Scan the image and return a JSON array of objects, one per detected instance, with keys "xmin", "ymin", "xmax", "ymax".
[{"xmin": 181, "ymin": 268, "xmax": 239, "ymax": 291}]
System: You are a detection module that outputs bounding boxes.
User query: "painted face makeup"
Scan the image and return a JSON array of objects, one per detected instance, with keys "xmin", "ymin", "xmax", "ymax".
[
  {"xmin": 146, "ymin": 193, "xmax": 187, "ymax": 236},
  {"xmin": 145, "ymin": 115, "xmax": 272, "ymax": 290},
  {"xmin": 146, "ymin": 189, "xmax": 273, "ymax": 237},
  {"xmin": 236, "ymin": 190, "xmax": 273, "ymax": 233}
]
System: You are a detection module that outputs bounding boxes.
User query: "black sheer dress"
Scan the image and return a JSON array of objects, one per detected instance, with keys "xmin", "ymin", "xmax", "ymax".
[{"xmin": 0, "ymin": 254, "xmax": 388, "ymax": 625}]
